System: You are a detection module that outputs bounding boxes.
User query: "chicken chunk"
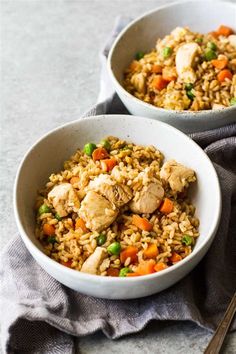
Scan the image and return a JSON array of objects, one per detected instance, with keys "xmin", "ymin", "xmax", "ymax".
[
  {"xmin": 100, "ymin": 183, "xmax": 133, "ymax": 207},
  {"xmin": 79, "ymin": 191, "xmax": 118, "ymax": 232},
  {"xmin": 80, "ymin": 247, "xmax": 107, "ymax": 275},
  {"xmin": 129, "ymin": 182, "xmax": 164, "ymax": 214},
  {"xmin": 160, "ymin": 160, "xmax": 195, "ymax": 192},
  {"xmin": 88, "ymin": 174, "xmax": 133, "ymax": 207},
  {"xmin": 48, "ymin": 183, "xmax": 80, "ymax": 217},
  {"xmin": 175, "ymin": 42, "xmax": 200, "ymax": 83},
  {"xmin": 130, "ymin": 72, "xmax": 146, "ymax": 93}
]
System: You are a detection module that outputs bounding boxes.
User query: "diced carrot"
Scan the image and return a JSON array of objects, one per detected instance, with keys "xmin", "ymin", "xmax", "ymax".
[
  {"xmin": 217, "ymin": 69, "xmax": 233, "ymax": 82},
  {"xmin": 154, "ymin": 262, "xmax": 168, "ymax": 272},
  {"xmin": 162, "ymin": 75, "xmax": 176, "ymax": 82},
  {"xmin": 170, "ymin": 252, "xmax": 182, "ymax": 264},
  {"xmin": 70, "ymin": 176, "xmax": 80, "ymax": 185},
  {"xmin": 126, "ymin": 272, "xmax": 141, "ymax": 277},
  {"xmin": 209, "ymin": 31, "xmax": 219, "ymax": 38},
  {"xmin": 159, "ymin": 198, "xmax": 174, "ymax": 214},
  {"xmin": 143, "ymin": 244, "xmax": 159, "ymax": 259},
  {"xmin": 151, "ymin": 64, "xmax": 163, "ymax": 74},
  {"xmin": 152, "ymin": 75, "xmax": 169, "ymax": 91},
  {"xmin": 75, "ymin": 218, "xmax": 88, "ymax": 233},
  {"xmin": 216, "ymin": 25, "xmax": 233, "ymax": 37},
  {"xmin": 211, "ymin": 58, "xmax": 228, "ymax": 70},
  {"xmin": 136, "ymin": 259, "xmax": 156, "ymax": 275},
  {"xmin": 162, "ymin": 67, "xmax": 177, "ymax": 82},
  {"xmin": 120, "ymin": 246, "xmax": 138, "ymax": 264},
  {"xmin": 60, "ymin": 260, "xmax": 72, "ymax": 268},
  {"xmin": 100, "ymin": 158, "xmax": 117, "ymax": 172},
  {"xmin": 132, "ymin": 215, "xmax": 153, "ymax": 231},
  {"xmin": 92, "ymin": 147, "xmax": 109, "ymax": 161},
  {"xmin": 43, "ymin": 223, "xmax": 55, "ymax": 236},
  {"xmin": 107, "ymin": 268, "xmax": 120, "ymax": 277}
]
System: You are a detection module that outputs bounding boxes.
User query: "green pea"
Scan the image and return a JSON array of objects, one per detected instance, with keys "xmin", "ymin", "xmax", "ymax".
[
  {"xmin": 195, "ymin": 37, "xmax": 203, "ymax": 43},
  {"xmin": 83, "ymin": 143, "xmax": 97, "ymax": 156},
  {"xmin": 162, "ymin": 47, "xmax": 172, "ymax": 59},
  {"xmin": 97, "ymin": 234, "xmax": 107, "ymax": 246},
  {"xmin": 204, "ymin": 49, "xmax": 217, "ymax": 61},
  {"xmin": 38, "ymin": 204, "xmax": 51, "ymax": 215},
  {"xmin": 135, "ymin": 51, "xmax": 145, "ymax": 60},
  {"xmin": 182, "ymin": 235, "xmax": 193, "ymax": 246},
  {"xmin": 230, "ymin": 97, "xmax": 236, "ymax": 106},
  {"xmin": 55, "ymin": 213, "xmax": 62, "ymax": 221},
  {"xmin": 119, "ymin": 267, "xmax": 133, "ymax": 277},
  {"xmin": 48, "ymin": 236, "xmax": 57, "ymax": 244},
  {"xmin": 107, "ymin": 242, "xmax": 121, "ymax": 255},
  {"xmin": 100, "ymin": 140, "xmax": 111, "ymax": 151},
  {"xmin": 207, "ymin": 41, "xmax": 217, "ymax": 51}
]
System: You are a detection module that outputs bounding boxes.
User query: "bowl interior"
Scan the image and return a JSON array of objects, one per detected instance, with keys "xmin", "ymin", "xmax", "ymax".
[
  {"xmin": 15, "ymin": 115, "xmax": 221, "ymax": 259},
  {"xmin": 110, "ymin": 1, "xmax": 236, "ymax": 85}
]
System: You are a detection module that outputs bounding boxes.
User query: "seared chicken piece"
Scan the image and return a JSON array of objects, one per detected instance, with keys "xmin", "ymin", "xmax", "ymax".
[
  {"xmin": 160, "ymin": 160, "xmax": 195, "ymax": 192},
  {"xmin": 175, "ymin": 42, "xmax": 200, "ymax": 83},
  {"xmin": 80, "ymin": 247, "xmax": 107, "ymax": 274},
  {"xmin": 88, "ymin": 174, "xmax": 132, "ymax": 207},
  {"xmin": 79, "ymin": 191, "xmax": 118, "ymax": 232},
  {"xmin": 130, "ymin": 72, "xmax": 146, "ymax": 93},
  {"xmin": 228, "ymin": 35, "xmax": 236, "ymax": 48},
  {"xmin": 129, "ymin": 182, "xmax": 164, "ymax": 214},
  {"xmin": 48, "ymin": 183, "xmax": 80, "ymax": 217},
  {"xmin": 100, "ymin": 183, "xmax": 133, "ymax": 207}
]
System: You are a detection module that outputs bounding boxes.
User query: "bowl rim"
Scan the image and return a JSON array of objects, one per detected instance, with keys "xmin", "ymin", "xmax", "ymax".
[
  {"xmin": 107, "ymin": 0, "xmax": 236, "ymax": 118},
  {"xmin": 13, "ymin": 114, "xmax": 222, "ymax": 283}
]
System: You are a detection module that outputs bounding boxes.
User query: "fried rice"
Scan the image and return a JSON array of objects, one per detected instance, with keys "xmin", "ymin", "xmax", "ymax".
[
  {"xmin": 123, "ymin": 25, "xmax": 236, "ymax": 111},
  {"xmin": 35, "ymin": 136, "xmax": 199, "ymax": 277}
]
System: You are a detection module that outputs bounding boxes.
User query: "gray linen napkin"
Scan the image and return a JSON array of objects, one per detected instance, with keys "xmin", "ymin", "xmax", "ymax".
[{"xmin": 1, "ymin": 17, "xmax": 236, "ymax": 354}]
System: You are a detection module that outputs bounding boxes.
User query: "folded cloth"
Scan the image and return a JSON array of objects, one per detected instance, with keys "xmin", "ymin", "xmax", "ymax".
[{"xmin": 1, "ymin": 17, "xmax": 236, "ymax": 354}]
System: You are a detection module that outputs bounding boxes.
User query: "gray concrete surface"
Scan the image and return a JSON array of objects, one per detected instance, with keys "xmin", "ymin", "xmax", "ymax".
[{"xmin": 1, "ymin": 0, "xmax": 235, "ymax": 353}]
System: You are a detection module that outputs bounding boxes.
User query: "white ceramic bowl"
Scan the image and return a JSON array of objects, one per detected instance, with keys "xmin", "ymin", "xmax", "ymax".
[
  {"xmin": 108, "ymin": 0, "xmax": 236, "ymax": 133},
  {"xmin": 14, "ymin": 115, "xmax": 221, "ymax": 299}
]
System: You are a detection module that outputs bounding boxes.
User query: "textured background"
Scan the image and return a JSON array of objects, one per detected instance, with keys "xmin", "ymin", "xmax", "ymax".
[{"xmin": 1, "ymin": 0, "xmax": 235, "ymax": 352}]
